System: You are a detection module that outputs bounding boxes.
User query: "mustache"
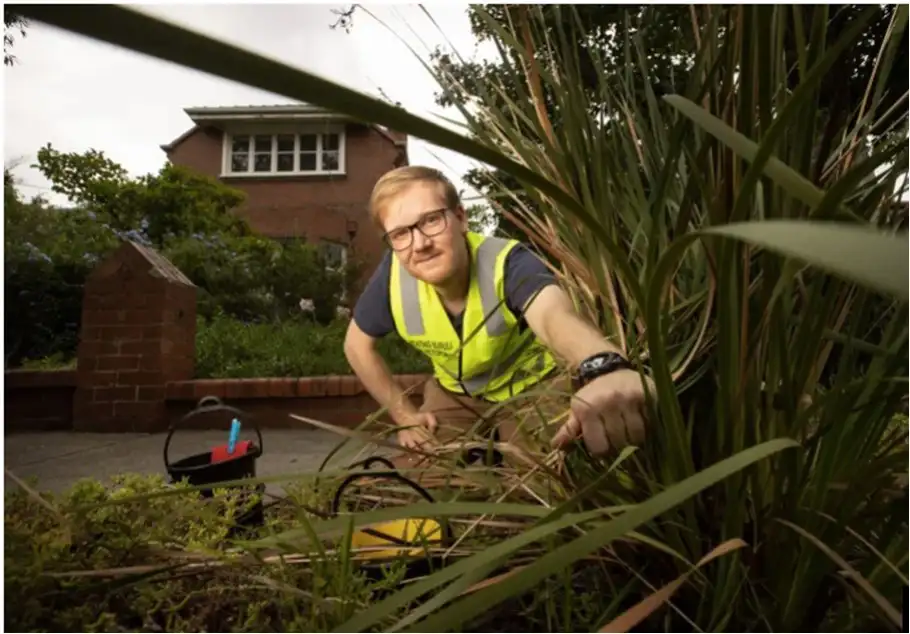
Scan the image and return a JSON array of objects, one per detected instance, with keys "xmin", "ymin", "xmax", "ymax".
[{"xmin": 411, "ymin": 249, "xmax": 443, "ymax": 263}]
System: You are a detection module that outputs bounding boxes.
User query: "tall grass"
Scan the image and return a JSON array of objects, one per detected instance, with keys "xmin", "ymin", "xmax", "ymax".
[
  {"xmin": 430, "ymin": 6, "xmax": 908, "ymax": 630},
  {"xmin": 12, "ymin": 4, "xmax": 908, "ymax": 632}
]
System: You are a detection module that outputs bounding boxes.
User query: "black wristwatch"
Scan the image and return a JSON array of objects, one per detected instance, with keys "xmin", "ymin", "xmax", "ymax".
[{"xmin": 572, "ymin": 352, "xmax": 634, "ymax": 389}]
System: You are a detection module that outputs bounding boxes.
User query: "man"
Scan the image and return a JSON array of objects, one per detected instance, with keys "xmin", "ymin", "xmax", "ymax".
[{"xmin": 344, "ymin": 166, "xmax": 652, "ymax": 461}]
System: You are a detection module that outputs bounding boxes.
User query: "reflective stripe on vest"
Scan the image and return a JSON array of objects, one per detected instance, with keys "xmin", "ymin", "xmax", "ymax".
[{"xmin": 397, "ymin": 236, "xmax": 513, "ymax": 338}]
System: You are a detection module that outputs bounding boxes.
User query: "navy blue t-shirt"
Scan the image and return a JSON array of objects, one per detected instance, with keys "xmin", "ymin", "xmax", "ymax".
[{"xmin": 353, "ymin": 244, "xmax": 556, "ymax": 338}]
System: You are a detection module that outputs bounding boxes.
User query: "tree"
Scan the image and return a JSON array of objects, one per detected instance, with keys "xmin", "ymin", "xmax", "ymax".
[
  {"xmin": 4, "ymin": 10, "xmax": 27, "ymax": 66},
  {"xmin": 6, "ymin": 146, "xmax": 350, "ymax": 366},
  {"xmin": 34, "ymin": 144, "xmax": 251, "ymax": 248},
  {"xmin": 465, "ymin": 202, "xmax": 497, "ymax": 235}
]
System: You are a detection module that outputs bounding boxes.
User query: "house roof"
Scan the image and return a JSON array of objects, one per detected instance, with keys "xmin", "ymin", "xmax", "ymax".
[{"xmin": 160, "ymin": 104, "xmax": 408, "ymax": 153}]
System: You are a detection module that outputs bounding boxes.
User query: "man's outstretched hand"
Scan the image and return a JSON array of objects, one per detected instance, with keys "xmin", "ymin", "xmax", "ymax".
[
  {"xmin": 396, "ymin": 411, "xmax": 439, "ymax": 450},
  {"xmin": 551, "ymin": 369, "xmax": 653, "ymax": 456}
]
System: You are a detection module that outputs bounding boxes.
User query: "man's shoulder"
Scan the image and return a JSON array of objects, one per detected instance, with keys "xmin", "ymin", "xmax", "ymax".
[
  {"xmin": 352, "ymin": 249, "xmax": 395, "ymax": 338},
  {"xmin": 504, "ymin": 241, "xmax": 544, "ymax": 266}
]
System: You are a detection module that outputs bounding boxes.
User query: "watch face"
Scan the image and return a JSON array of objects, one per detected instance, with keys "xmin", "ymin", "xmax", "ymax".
[
  {"xmin": 585, "ymin": 354, "xmax": 615, "ymax": 372},
  {"xmin": 581, "ymin": 353, "xmax": 628, "ymax": 379}
]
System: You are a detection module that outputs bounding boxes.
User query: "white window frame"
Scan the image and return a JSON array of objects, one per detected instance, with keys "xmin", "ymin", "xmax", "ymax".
[{"xmin": 221, "ymin": 124, "xmax": 346, "ymax": 177}]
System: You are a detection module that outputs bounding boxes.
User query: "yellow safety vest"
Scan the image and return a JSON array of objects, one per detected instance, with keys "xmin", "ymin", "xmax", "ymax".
[{"xmin": 389, "ymin": 232, "xmax": 558, "ymax": 403}]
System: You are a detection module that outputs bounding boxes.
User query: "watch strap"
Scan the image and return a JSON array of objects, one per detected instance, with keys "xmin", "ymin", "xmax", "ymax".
[{"xmin": 573, "ymin": 352, "xmax": 633, "ymax": 389}]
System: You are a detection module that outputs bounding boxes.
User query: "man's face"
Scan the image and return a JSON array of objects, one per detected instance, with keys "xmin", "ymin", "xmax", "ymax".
[{"xmin": 381, "ymin": 181, "xmax": 468, "ymax": 286}]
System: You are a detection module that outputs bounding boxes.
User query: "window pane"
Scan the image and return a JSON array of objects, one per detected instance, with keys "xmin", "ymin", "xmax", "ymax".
[
  {"xmin": 277, "ymin": 134, "xmax": 294, "ymax": 152},
  {"xmin": 323, "ymin": 133, "xmax": 340, "ymax": 151},
  {"xmin": 321, "ymin": 242, "xmax": 345, "ymax": 268},
  {"xmin": 231, "ymin": 135, "xmax": 250, "ymax": 153},
  {"xmin": 299, "ymin": 152, "xmax": 317, "ymax": 171},
  {"xmin": 254, "ymin": 153, "xmax": 271, "ymax": 172},
  {"xmin": 299, "ymin": 134, "xmax": 317, "ymax": 151},
  {"xmin": 254, "ymin": 135, "xmax": 272, "ymax": 152},
  {"xmin": 322, "ymin": 151, "xmax": 339, "ymax": 171},
  {"xmin": 231, "ymin": 153, "xmax": 249, "ymax": 173},
  {"xmin": 276, "ymin": 153, "xmax": 294, "ymax": 172}
]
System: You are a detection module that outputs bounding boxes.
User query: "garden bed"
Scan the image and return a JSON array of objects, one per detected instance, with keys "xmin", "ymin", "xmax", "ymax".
[{"xmin": 11, "ymin": 315, "xmax": 431, "ymax": 379}]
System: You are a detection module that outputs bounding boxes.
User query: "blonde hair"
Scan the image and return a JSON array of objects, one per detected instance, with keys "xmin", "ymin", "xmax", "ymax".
[{"xmin": 368, "ymin": 166, "xmax": 461, "ymax": 230}]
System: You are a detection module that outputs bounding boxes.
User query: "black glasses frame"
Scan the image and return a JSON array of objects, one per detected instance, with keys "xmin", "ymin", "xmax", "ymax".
[{"xmin": 383, "ymin": 208, "xmax": 450, "ymax": 251}]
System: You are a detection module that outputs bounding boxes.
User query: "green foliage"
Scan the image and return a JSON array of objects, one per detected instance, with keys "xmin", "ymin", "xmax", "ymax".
[
  {"xmin": 195, "ymin": 313, "xmax": 430, "ymax": 378},
  {"xmin": 18, "ymin": 352, "xmax": 76, "ymax": 370},
  {"xmin": 34, "ymin": 143, "xmax": 250, "ymax": 248},
  {"xmin": 165, "ymin": 234, "xmax": 347, "ymax": 325},
  {"xmin": 4, "ymin": 10, "xmax": 27, "ymax": 66},
  {"xmin": 5, "ymin": 146, "xmax": 352, "ymax": 366},
  {"xmin": 4, "ymin": 473, "xmax": 380, "ymax": 632},
  {"xmin": 426, "ymin": 4, "xmax": 908, "ymax": 237},
  {"xmin": 421, "ymin": 5, "xmax": 909, "ymax": 631},
  {"xmin": 4, "ymin": 169, "xmax": 117, "ymax": 365}
]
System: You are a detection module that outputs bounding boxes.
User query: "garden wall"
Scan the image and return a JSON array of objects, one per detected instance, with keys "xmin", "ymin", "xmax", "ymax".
[
  {"xmin": 4, "ymin": 241, "xmax": 429, "ymax": 434},
  {"xmin": 5, "ymin": 370, "xmax": 428, "ymax": 433},
  {"xmin": 5, "ymin": 370, "xmax": 77, "ymax": 432}
]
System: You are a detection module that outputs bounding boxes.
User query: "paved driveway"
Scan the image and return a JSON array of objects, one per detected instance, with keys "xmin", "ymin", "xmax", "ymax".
[{"xmin": 4, "ymin": 429, "xmax": 382, "ymax": 496}]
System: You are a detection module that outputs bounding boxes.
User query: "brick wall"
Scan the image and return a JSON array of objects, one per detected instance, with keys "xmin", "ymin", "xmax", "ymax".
[
  {"xmin": 73, "ymin": 242, "xmax": 196, "ymax": 433},
  {"xmin": 5, "ymin": 370, "xmax": 76, "ymax": 432},
  {"xmin": 6, "ymin": 371, "xmax": 428, "ymax": 433},
  {"xmin": 165, "ymin": 374, "xmax": 427, "ymax": 430}
]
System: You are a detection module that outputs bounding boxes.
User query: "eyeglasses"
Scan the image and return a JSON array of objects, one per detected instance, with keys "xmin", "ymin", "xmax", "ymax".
[{"xmin": 383, "ymin": 208, "xmax": 449, "ymax": 251}]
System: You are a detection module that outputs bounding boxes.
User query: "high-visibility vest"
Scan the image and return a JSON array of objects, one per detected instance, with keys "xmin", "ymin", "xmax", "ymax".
[{"xmin": 389, "ymin": 231, "xmax": 558, "ymax": 403}]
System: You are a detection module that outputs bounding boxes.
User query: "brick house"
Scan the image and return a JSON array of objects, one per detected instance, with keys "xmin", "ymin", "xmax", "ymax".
[{"xmin": 160, "ymin": 104, "xmax": 408, "ymax": 289}]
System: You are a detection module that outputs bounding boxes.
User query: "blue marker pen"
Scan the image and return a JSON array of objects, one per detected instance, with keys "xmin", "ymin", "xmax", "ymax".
[{"xmin": 228, "ymin": 418, "xmax": 241, "ymax": 454}]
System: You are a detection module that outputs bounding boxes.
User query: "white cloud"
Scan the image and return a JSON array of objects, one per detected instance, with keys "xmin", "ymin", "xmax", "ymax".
[{"xmin": 4, "ymin": 4, "xmax": 491, "ymax": 205}]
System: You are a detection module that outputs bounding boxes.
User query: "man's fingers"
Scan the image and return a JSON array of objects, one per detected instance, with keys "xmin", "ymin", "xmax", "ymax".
[
  {"xmin": 550, "ymin": 413, "xmax": 582, "ymax": 449},
  {"xmin": 584, "ymin": 408, "xmax": 612, "ymax": 456},
  {"xmin": 424, "ymin": 412, "xmax": 438, "ymax": 433}
]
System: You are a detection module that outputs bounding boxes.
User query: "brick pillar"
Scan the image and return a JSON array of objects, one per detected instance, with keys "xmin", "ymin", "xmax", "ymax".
[{"xmin": 74, "ymin": 241, "xmax": 196, "ymax": 433}]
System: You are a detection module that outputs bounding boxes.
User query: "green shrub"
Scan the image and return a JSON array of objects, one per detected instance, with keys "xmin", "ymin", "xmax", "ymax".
[
  {"xmin": 166, "ymin": 235, "xmax": 347, "ymax": 325},
  {"xmin": 195, "ymin": 313, "xmax": 430, "ymax": 378},
  {"xmin": 4, "ymin": 473, "xmax": 381, "ymax": 632},
  {"xmin": 3, "ymin": 173, "xmax": 118, "ymax": 366},
  {"xmin": 4, "ymin": 151, "xmax": 355, "ymax": 365}
]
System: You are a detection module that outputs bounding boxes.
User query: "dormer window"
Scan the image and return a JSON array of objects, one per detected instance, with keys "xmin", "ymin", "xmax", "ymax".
[{"xmin": 222, "ymin": 126, "xmax": 346, "ymax": 177}]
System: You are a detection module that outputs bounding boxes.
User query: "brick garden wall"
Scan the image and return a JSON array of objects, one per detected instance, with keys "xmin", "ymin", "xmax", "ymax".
[
  {"xmin": 4, "ymin": 241, "xmax": 428, "ymax": 434},
  {"xmin": 5, "ymin": 370, "xmax": 77, "ymax": 432},
  {"xmin": 5, "ymin": 371, "xmax": 427, "ymax": 433},
  {"xmin": 165, "ymin": 374, "xmax": 426, "ymax": 431}
]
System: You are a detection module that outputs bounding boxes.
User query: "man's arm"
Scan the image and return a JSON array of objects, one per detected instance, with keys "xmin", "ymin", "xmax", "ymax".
[
  {"xmin": 344, "ymin": 319, "xmax": 421, "ymax": 424},
  {"xmin": 523, "ymin": 284, "xmax": 624, "ymax": 366}
]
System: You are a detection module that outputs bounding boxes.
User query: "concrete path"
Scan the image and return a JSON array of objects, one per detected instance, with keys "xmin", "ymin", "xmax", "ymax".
[{"xmin": 4, "ymin": 429, "xmax": 386, "ymax": 497}]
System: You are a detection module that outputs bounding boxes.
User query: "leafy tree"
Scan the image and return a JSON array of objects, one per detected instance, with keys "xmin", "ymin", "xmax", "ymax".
[
  {"xmin": 34, "ymin": 144, "xmax": 250, "ymax": 248},
  {"xmin": 3, "ymin": 171, "xmax": 109, "ymax": 365},
  {"xmin": 6, "ymin": 146, "xmax": 350, "ymax": 366},
  {"xmin": 4, "ymin": 10, "xmax": 27, "ymax": 66}
]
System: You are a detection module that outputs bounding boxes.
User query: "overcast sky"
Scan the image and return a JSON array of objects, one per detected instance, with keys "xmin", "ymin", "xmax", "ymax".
[{"xmin": 4, "ymin": 4, "xmax": 492, "ymax": 207}]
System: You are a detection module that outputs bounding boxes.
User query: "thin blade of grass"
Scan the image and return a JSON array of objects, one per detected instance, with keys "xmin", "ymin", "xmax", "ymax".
[
  {"xmin": 776, "ymin": 519, "xmax": 903, "ymax": 627},
  {"xmin": 599, "ymin": 538, "xmax": 747, "ymax": 633},
  {"xmin": 664, "ymin": 94, "xmax": 862, "ymax": 221}
]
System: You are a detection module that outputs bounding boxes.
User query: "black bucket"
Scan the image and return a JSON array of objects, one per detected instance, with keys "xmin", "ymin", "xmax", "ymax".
[{"xmin": 163, "ymin": 396, "xmax": 265, "ymax": 535}]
